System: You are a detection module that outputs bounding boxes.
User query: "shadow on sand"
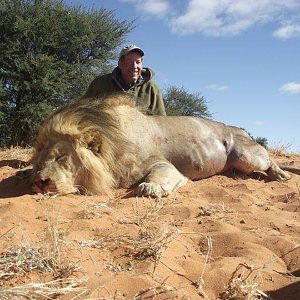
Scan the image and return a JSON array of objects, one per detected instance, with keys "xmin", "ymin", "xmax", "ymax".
[
  {"xmin": 0, "ymin": 159, "xmax": 29, "ymax": 169},
  {"xmin": 0, "ymin": 167, "xmax": 33, "ymax": 198},
  {"xmin": 267, "ymin": 270, "xmax": 300, "ymax": 300}
]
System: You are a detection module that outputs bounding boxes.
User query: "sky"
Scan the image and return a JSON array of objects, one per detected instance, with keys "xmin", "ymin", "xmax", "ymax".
[{"xmin": 65, "ymin": 0, "xmax": 300, "ymax": 153}]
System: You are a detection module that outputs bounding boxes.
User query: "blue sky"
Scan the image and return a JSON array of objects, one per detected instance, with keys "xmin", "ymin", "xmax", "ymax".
[{"xmin": 65, "ymin": 0, "xmax": 300, "ymax": 153}]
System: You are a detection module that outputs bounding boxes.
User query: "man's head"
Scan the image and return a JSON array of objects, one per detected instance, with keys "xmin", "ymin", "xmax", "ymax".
[{"xmin": 118, "ymin": 45, "xmax": 144, "ymax": 85}]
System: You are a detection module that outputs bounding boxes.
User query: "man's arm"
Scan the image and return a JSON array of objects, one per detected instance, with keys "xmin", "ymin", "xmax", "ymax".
[
  {"xmin": 150, "ymin": 82, "xmax": 166, "ymax": 116},
  {"xmin": 82, "ymin": 74, "xmax": 116, "ymax": 99},
  {"xmin": 81, "ymin": 77, "xmax": 99, "ymax": 99}
]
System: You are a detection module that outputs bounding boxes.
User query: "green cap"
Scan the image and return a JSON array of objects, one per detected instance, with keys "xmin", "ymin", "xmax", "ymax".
[{"xmin": 119, "ymin": 44, "xmax": 144, "ymax": 60}]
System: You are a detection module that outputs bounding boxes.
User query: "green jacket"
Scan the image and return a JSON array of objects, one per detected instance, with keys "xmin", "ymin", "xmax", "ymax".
[{"xmin": 82, "ymin": 67, "xmax": 166, "ymax": 116}]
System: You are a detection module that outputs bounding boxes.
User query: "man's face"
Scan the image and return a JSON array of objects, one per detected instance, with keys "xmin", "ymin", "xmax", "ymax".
[{"xmin": 119, "ymin": 51, "xmax": 143, "ymax": 85}]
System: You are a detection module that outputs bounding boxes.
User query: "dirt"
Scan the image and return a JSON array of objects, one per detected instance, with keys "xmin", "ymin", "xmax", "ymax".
[{"xmin": 0, "ymin": 148, "xmax": 299, "ymax": 299}]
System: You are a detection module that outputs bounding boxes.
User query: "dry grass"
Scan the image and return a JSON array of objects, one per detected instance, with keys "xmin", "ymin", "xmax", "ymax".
[
  {"xmin": 35, "ymin": 193, "xmax": 60, "ymax": 202},
  {"xmin": 0, "ymin": 276, "xmax": 89, "ymax": 300},
  {"xmin": 0, "ymin": 211, "xmax": 87, "ymax": 299},
  {"xmin": 45, "ymin": 210, "xmax": 62, "ymax": 267},
  {"xmin": 195, "ymin": 235, "xmax": 213, "ymax": 298},
  {"xmin": 197, "ymin": 202, "xmax": 233, "ymax": 217},
  {"xmin": 131, "ymin": 223, "xmax": 179, "ymax": 262},
  {"xmin": 76, "ymin": 201, "xmax": 115, "ymax": 219},
  {"xmin": 104, "ymin": 261, "xmax": 133, "ymax": 272},
  {"xmin": 269, "ymin": 142, "xmax": 293, "ymax": 156},
  {"xmin": 80, "ymin": 197, "xmax": 179, "ymax": 267},
  {"xmin": 0, "ymin": 212, "xmax": 80, "ymax": 280},
  {"xmin": 132, "ymin": 197, "xmax": 169, "ymax": 226},
  {"xmin": 132, "ymin": 283, "xmax": 176, "ymax": 299},
  {"xmin": 0, "ymin": 246, "xmax": 81, "ymax": 280},
  {"xmin": 80, "ymin": 222, "xmax": 179, "ymax": 263},
  {"xmin": 219, "ymin": 263, "xmax": 269, "ymax": 300},
  {"xmin": 175, "ymin": 232, "xmax": 213, "ymax": 299},
  {"xmin": 0, "ymin": 147, "xmax": 32, "ymax": 163}
]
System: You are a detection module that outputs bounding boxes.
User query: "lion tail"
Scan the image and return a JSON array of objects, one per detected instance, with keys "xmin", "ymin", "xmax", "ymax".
[{"xmin": 279, "ymin": 165, "xmax": 300, "ymax": 176}]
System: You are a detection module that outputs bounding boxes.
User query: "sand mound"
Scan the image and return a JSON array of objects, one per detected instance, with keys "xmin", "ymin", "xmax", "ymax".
[{"xmin": 0, "ymin": 148, "xmax": 299, "ymax": 299}]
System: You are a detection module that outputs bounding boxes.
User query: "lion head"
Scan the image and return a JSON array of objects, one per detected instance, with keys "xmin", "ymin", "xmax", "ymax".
[
  {"xmin": 31, "ymin": 94, "xmax": 140, "ymax": 195},
  {"xmin": 32, "ymin": 140, "xmax": 84, "ymax": 194}
]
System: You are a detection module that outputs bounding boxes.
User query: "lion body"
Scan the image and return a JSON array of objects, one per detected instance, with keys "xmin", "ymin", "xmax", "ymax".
[{"xmin": 32, "ymin": 94, "xmax": 290, "ymax": 197}]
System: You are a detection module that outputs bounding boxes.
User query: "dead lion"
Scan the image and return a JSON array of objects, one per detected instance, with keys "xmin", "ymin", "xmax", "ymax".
[{"xmin": 32, "ymin": 93, "xmax": 292, "ymax": 197}]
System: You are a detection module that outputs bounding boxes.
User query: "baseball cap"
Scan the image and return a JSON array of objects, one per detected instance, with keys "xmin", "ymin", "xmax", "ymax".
[{"xmin": 119, "ymin": 44, "xmax": 144, "ymax": 60}]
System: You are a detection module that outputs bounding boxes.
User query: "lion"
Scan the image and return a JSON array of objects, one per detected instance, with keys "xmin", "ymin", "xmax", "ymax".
[{"xmin": 31, "ymin": 93, "xmax": 295, "ymax": 198}]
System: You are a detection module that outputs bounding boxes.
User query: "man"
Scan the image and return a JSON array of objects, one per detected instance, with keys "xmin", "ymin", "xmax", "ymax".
[{"xmin": 82, "ymin": 44, "xmax": 166, "ymax": 116}]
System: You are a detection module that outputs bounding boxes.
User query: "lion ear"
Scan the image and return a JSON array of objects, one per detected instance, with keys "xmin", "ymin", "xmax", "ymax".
[{"xmin": 82, "ymin": 132, "xmax": 102, "ymax": 155}]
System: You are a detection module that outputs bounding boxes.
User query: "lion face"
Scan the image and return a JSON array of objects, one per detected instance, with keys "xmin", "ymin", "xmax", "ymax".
[{"xmin": 32, "ymin": 140, "xmax": 83, "ymax": 195}]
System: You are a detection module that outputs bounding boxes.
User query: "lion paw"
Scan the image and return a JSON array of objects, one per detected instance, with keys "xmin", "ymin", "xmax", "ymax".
[
  {"xmin": 137, "ymin": 182, "xmax": 169, "ymax": 198},
  {"xmin": 267, "ymin": 164, "xmax": 291, "ymax": 181},
  {"xmin": 273, "ymin": 171, "xmax": 291, "ymax": 181}
]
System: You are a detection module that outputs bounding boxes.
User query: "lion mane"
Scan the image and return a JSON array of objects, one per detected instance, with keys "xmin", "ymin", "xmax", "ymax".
[
  {"xmin": 32, "ymin": 93, "xmax": 293, "ymax": 197},
  {"xmin": 32, "ymin": 93, "xmax": 142, "ymax": 195}
]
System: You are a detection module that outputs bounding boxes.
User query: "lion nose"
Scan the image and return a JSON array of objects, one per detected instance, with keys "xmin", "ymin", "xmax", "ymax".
[{"xmin": 33, "ymin": 175, "xmax": 54, "ymax": 193}]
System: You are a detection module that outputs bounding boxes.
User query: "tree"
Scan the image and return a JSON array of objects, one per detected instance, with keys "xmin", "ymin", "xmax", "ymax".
[
  {"xmin": 254, "ymin": 137, "xmax": 268, "ymax": 149},
  {"xmin": 244, "ymin": 130, "xmax": 269, "ymax": 149},
  {"xmin": 163, "ymin": 86, "xmax": 211, "ymax": 118},
  {"xmin": 0, "ymin": 0, "xmax": 133, "ymax": 146}
]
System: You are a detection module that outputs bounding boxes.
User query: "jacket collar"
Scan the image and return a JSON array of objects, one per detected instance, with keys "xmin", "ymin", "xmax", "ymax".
[{"xmin": 110, "ymin": 67, "xmax": 153, "ymax": 90}]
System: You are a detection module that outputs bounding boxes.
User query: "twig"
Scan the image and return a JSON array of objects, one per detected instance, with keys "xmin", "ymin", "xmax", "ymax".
[{"xmin": 0, "ymin": 226, "xmax": 15, "ymax": 240}]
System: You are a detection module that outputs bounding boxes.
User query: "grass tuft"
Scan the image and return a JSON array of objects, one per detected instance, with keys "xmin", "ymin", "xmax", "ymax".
[
  {"xmin": 219, "ymin": 263, "xmax": 269, "ymax": 300},
  {"xmin": 0, "ymin": 276, "xmax": 89, "ymax": 300},
  {"xmin": 198, "ymin": 202, "xmax": 233, "ymax": 217},
  {"xmin": 80, "ymin": 222, "xmax": 179, "ymax": 263}
]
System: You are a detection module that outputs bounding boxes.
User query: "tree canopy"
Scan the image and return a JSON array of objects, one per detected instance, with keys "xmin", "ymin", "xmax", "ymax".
[
  {"xmin": 163, "ymin": 86, "xmax": 211, "ymax": 118},
  {"xmin": 0, "ymin": 0, "xmax": 133, "ymax": 146}
]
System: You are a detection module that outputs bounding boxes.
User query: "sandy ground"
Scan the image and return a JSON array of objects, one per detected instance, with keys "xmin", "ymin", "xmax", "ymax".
[{"xmin": 0, "ymin": 148, "xmax": 299, "ymax": 299}]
